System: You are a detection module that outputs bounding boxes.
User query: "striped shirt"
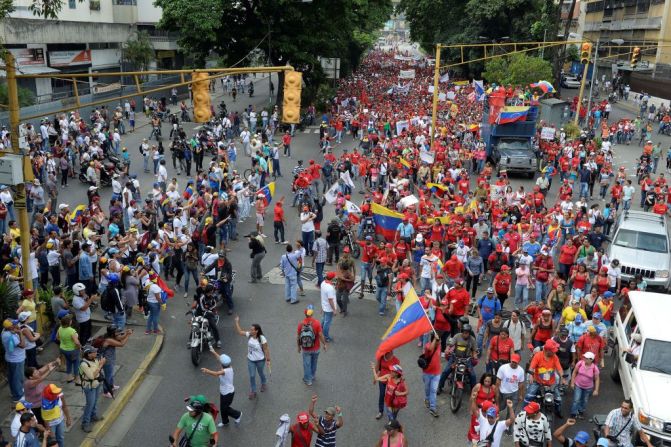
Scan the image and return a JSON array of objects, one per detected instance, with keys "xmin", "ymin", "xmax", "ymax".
[{"xmin": 315, "ymin": 416, "xmax": 339, "ymax": 447}]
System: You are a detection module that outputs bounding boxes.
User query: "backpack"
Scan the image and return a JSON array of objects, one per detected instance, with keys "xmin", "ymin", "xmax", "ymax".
[
  {"xmin": 299, "ymin": 322, "xmax": 316, "ymax": 349},
  {"xmin": 101, "ymin": 287, "xmax": 118, "ymax": 313}
]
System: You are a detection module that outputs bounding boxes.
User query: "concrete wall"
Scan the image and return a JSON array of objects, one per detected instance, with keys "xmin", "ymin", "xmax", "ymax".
[
  {"xmin": 0, "ymin": 18, "xmax": 134, "ymax": 45},
  {"xmin": 10, "ymin": 0, "xmax": 115, "ymax": 22},
  {"xmin": 137, "ymin": 0, "xmax": 162, "ymax": 24}
]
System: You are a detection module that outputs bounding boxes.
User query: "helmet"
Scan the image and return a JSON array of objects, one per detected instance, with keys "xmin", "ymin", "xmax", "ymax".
[
  {"xmin": 458, "ymin": 316, "xmax": 470, "ymax": 325},
  {"xmin": 72, "ymin": 283, "xmax": 86, "ymax": 294},
  {"xmin": 219, "ymin": 354, "xmax": 231, "ymax": 366},
  {"xmin": 461, "ymin": 324, "xmax": 472, "ymax": 333},
  {"xmin": 107, "ymin": 273, "xmax": 120, "ymax": 283},
  {"xmin": 82, "ymin": 344, "xmax": 97, "ymax": 356}
]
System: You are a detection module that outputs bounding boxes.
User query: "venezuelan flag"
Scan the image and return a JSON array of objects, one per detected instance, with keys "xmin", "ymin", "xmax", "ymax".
[
  {"xmin": 375, "ymin": 287, "xmax": 434, "ymax": 359},
  {"xmin": 496, "ymin": 106, "xmax": 529, "ymax": 125},
  {"xmin": 427, "ymin": 216, "xmax": 451, "ymax": 225},
  {"xmin": 69, "ymin": 204, "xmax": 86, "ymax": 224},
  {"xmin": 427, "ymin": 182, "xmax": 449, "ymax": 198},
  {"xmin": 399, "ymin": 158, "xmax": 411, "ymax": 171},
  {"xmin": 453, "ymin": 80, "xmax": 469, "ymax": 86},
  {"xmin": 258, "ymin": 182, "xmax": 276, "ymax": 205},
  {"xmin": 371, "ymin": 203, "xmax": 403, "ymax": 241}
]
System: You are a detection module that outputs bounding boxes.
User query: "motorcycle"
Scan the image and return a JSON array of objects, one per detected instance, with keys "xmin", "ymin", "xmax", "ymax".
[
  {"xmin": 447, "ymin": 357, "xmax": 470, "ymax": 413},
  {"xmin": 188, "ymin": 309, "xmax": 217, "ymax": 366},
  {"xmin": 339, "ymin": 223, "xmax": 361, "ymax": 259},
  {"xmin": 213, "ymin": 271, "xmax": 237, "ymax": 307},
  {"xmin": 532, "ymin": 384, "xmax": 557, "ymax": 428},
  {"xmin": 359, "ymin": 215, "xmax": 376, "ymax": 241},
  {"xmin": 78, "ymin": 162, "xmax": 115, "ymax": 187},
  {"xmin": 151, "ymin": 124, "xmax": 162, "ymax": 142}
]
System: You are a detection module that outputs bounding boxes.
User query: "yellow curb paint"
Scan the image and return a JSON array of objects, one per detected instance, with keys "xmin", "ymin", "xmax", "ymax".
[{"xmin": 80, "ymin": 326, "xmax": 164, "ymax": 447}]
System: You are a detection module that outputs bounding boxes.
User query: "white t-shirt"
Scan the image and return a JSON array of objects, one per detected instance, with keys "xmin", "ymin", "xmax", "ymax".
[
  {"xmin": 320, "ymin": 281, "xmax": 337, "ymax": 313},
  {"xmin": 147, "ymin": 283, "xmax": 162, "ymax": 303},
  {"xmin": 72, "ymin": 295, "xmax": 91, "ymax": 323},
  {"xmin": 496, "ymin": 363, "xmax": 525, "ymax": 394},
  {"xmin": 300, "ymin": 212, "xmax": 315, "ymax": 233},
  {"xmin": 245, "ymin": 333, "xmax": 267, "ymax": 362},
  {"xmin": 218, "ymin": 367, "xmax": 235, "ymax": 395},
  {"xmin": 477, "ymin": 412, "xmax": 508, "ymax": 447}
]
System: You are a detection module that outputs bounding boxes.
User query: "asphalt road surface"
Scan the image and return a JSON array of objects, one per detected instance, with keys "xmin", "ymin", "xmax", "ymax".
[{"xmin": 61, "ymin": 80, "xmax": 667, "ymax": 446}]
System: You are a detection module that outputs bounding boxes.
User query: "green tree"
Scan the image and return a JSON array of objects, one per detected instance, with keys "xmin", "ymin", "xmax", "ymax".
[
  {"xmin": 482, "ymin": 53, "xmax": 553, "ymax": 86},
  {"xmin": 123, "ymin": 31, "xmax": 155, "ymax": 78},
  {"xmin": 155, "ymin": 0, "xmax": 392, "ymax": 105},
  {"xmin": 0, "ymin": 83, "xmax": 36, "ymax": 106},
  {"xmin": 566, "ymin": 44, "xmax": 579, "ymax": 62}
]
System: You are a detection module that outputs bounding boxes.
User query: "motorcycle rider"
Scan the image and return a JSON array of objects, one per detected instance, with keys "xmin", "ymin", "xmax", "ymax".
[
  {"xmin": 437, "ymin": 325, "xmax": 477, "ymax": 394},
  {"xmin": 191, "ymin": 284, "xmax": 221, "ymax": 348},
  {"xmin": 524, "ymin": 338, "xmax": 564, "ymax": 418},
  {"xmin": 216, "ymin": 252, "xmax": 234, "ymax": 316},
  {"xmin": 149, "ymin": 114, "xmax": 161, "ymax": 140}
]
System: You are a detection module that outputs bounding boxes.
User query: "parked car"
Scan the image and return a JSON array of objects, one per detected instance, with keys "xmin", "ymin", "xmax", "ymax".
[
  {"xmin": 561, "ymin": 75, "xmax": 582, "ymax": 89},
  {"xmin": 607, "ymin": 211, "xmax": 670, "ymax": 291},
  {"xmin": 610, "ymin": 290, "xmax": 671, "ymax": 446}
]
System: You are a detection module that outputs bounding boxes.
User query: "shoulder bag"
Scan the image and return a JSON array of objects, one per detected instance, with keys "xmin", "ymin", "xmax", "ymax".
[{"xmin": 179, "ymin": 413, "xmax": 204, "ymax": 447}]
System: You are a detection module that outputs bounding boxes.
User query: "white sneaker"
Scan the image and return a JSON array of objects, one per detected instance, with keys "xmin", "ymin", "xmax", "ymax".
[
  {"xmin": 234, "ymin": 412, "xmax": 242, "ymax": 425},
  {"xmin": 260, "ymin": 234, "xmax": 267, "ymax": 238}
]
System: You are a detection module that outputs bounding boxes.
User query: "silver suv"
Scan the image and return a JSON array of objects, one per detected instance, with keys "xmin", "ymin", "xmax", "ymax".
[{"xmin": 607, "ymin": 211, "xmax": 670, "ymax": 291}]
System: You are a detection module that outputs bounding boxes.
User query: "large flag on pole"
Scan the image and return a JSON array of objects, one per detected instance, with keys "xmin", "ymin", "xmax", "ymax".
[
  {"xmin": 257, "ymin": 182, "xmax": 276, "ymax": 205},
  {"xmin": 371, "ymin": 202, "xmax": 404, "ymax": 241},
  {"xmin": 375, "ymin": 287, "xmax": 435, "ymax": 359}
]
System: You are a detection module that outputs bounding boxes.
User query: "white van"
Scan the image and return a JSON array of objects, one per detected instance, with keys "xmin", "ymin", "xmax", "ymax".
[{"xmin": 610, "ymin": 291, "xmax": 671, "ymax": 445}]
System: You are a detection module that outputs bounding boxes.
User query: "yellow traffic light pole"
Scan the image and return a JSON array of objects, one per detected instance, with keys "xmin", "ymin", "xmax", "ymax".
[
  {"xmin": 4, "ymin": 54, "xmax": 36, "ymax": 293},
  {"xmin": 573, "ymin": 61, "xmax": 590, "ymax": 126}
]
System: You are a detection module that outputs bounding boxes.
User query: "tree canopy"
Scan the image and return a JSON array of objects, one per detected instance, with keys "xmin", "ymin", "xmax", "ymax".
[
  {"xmin": 481, "ymin": 53, "xmax": 553, "ymax": 86},
  {"xmin": 154, "ymin": 0, "xmax": 392, "ymax": 102},
  {"xmin": 123, "ymin": 31, "xmax": 154, "ymax": 75}
]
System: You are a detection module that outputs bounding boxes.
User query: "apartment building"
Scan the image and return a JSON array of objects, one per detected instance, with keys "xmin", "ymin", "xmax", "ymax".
[
  {"xmin": 581, "ymin": 0, "xmax": 671, "ymax": 79},
  {"xmin": 0, "ymin": 0, "xmax": 181, "ymax": 103}
]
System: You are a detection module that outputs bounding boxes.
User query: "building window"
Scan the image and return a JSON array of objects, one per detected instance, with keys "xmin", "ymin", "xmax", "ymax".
[
  {"xmin": 90, "ymin": 0, "xmax": 100, "ymax": 10},
  {"xmin": 637, "ymin": 0, "xmax": 650, "ymax": 13},
  {"xmin": 68, "ymin": 0, "xmax": 76, "ymax": 8}
]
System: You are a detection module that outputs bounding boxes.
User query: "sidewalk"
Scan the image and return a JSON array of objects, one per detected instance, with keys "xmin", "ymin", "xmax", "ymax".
[{"xmin": 0, "ymin": 314, "xmax": 163, "ymax": 446}]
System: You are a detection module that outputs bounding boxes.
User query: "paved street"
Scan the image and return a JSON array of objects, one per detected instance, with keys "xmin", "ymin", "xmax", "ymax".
[{"xmin": 66, "ymin": 81, "xmax": 668, "ymax": 446}]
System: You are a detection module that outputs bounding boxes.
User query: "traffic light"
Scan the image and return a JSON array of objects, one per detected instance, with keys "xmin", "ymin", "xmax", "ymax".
[
  {"xmin": 631, "ymin": 47, "xmax": 641, "ymax": 69},
  {"xmin": 191, "ymin": 71, "xmax": 212, "ymax": 123},
  {"xmin": 282, "ymin": 71, "xmax": 302, "ymax": 124},
  {"xmin": 580, "ymin": 42, "xmax": 592, "ymax": 65}
]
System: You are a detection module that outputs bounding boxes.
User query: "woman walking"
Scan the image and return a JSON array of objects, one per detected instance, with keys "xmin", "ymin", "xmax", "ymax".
[
  {"xmin": 233, "ymin": 316, "xmax": 270, "ymax": 399},
  {"xmin": 145, "ymin": 275, "xmax": 163, "ymax": 335},
  {"xmin": 569, "ymin": 351, "xmax": 600, "ymax": 419},
  {"xmin": 100, "ymin": 325, "xmax": 132, "ymax": 398},
  {"xmin": 56, "ymin": 315, "xmax": 81, "ymax": 384},
  {"xmin": 375, "ymin": 420, "xmax": 408, "ymax": 447},
  {"xmin": 201, "ymin": 348, "xmax": 242, "ymax": 427},
  {"xmin": 370, "ymin": 363, "xmax": 408, "ymax": 421}
]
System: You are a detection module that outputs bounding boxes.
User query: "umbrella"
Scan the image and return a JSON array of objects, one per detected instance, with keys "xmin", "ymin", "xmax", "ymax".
[{"xmin": 530, "ymin": 80, "xmax": 555, "ymax": 94}]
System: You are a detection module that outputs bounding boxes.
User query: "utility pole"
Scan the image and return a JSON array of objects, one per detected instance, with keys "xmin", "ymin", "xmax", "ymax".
[
  {"xmin": 574, "ymin": 60, "xmax": 590, "ymax": 126},
  {"xmin": 585, "ymin": 38, "xmax": 599, "ymax": 124},
  {"xmin": 430, "ymin": 44, "xmax": 442, "ymax": 150},
  {"xmin": 4, "ymin": 53, "xmax": 35, "ymax": 293}
]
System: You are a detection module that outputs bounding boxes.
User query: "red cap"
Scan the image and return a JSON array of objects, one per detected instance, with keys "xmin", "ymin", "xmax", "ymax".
[
  {"xmin": 343, "ymin": 246, "xmax": 351, "ymax": 253},
  {"xmin": 325, "ymin": 271, "xmax": 337, "ymax": 280},
  {"xmin": 524, "ymin": 401, "xmax": 541, "ymax": 414},
  {"xmin": 511, "ymin": 353, "xmax": 521, "ymax": 363},
  {"xmin": 544, "ymin": 339, "xmax": 559, "ymax": 353}
]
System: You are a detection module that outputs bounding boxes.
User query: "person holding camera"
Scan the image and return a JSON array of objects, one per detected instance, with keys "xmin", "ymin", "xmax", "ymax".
[
  {"xmin": 78, "ymin": 345, "xmax": 105, "ymax": 433},
  {"xmin": 603, "ymin": 399, "xmax": 654, "ymax": 447}
]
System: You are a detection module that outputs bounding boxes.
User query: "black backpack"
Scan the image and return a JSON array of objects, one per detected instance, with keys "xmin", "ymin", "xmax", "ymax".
[
  {"xmin": 299, "ymin": 322, "xmax": 316, "ymax": 349},
  {"xmin": 101, "ymin": 287, "xmax": 119, "ymax": 313}
]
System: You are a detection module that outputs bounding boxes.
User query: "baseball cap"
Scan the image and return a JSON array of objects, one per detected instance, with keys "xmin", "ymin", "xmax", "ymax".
[
  {"xmin": 365, "ymin": 235, "xmax": 373, "ymax": 241},
  {"xmin": 17, "ymin": 311, "xmax": 31, "ymax": 322},
  {"xmin": 486, "ymin": 287, "xmax": 494, "ymax": 294},
  {"xmin": 15, "ymin": 400, "xmax": 33, "ymax": 411},
  {"xmin": 326, "ymin": 271, "xmax": 337, "ymax": 280},
  {"xmin": 583, "ymin": 351, "xmax": 595, "ymax": 360},
  {"xmin": 343, "ymin": 246, "xmax": 351, "ymax": 253},
  {"xmin": 596, "ymin": 438, "xmax": 610, "ymax": 447},
  {"xmin": 593, "ymin": 312, "xmax": 602, "ymax": 320},
  {"xmin": 524, "ymin": 401, "xmax": 540, "ymax": 414},
  {"xmin": 324, "ymin": 407, "xmax": 336, "ymax": 416},
  {"xmin": 511, "ymin": 353, "xmax": 521, "ymax": 363},
  {"xmin": 486, "ymin": 406, "xmax": 498, "ymax": 418},
  {"xmin": 297, "ymin": 412, "xmax": 310, "ymax": 423},
  {"xmin": 544, "ymin": 339, "xmax": 559, "ymax": 352},
  {"xmin": 2, "ymin": 319, "xmax": 18, "ymax": 329},
  {"xmin": 574, "ymin": 314, "xmax": 583, "ymax": 323},
  {"xmin": 305, "ymin": 304, "xmax": 314, "ymax": 316},
  {"xmin": 575, "ymin": 431, "xmax": 590, "ymax": 445},
  {"xmin": 603, "ymin": 291, "xmax": 615, "ymax": 298},
  {"xmin": 588, "ymin": 325, "xmax": 597, "ymax": 333}
]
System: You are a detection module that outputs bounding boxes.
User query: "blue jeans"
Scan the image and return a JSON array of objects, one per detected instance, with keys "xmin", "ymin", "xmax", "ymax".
[
  {"xmin": 146, "ymin": 302, "xmax": 161, "ymax": 331},
  {"xmin": 301, "ymin": 351, "xmax": 319, "ymax": 383},
  {"xmin": 580, "ymin": 182, "xmax": 589, "ymax": 198},
  {"xmin": 420, "ymin": 277, "xmax": 432, "ymax": 294},
  {"xmin": 103, "ymin": 360, "xmax": 115, "ymax": 388},
  {"xmin": 61, "ymin": 349, "xmax": 79, "ymax": 377},
  {"xmin": 49, "ymin": 420, "xmax": 65, "ymax": 447},
  {"xmin": 439, "ymin": 356, "xmax": 476, "ymax": 390},
  {"xmin": 247, "ymin": 359, "xmax": 267, "ymax": 393},
  {"xmin": 515, "ymin": 284, "xmax": 529, "ymax": 308},
  {"xmin": 375, "ymin": 285, "xmax": 388, "ymax": 314},
  {"xmin": 422, "ymin": 373, "xmax": 440, "ymax": 411},
  {"xmin": 322, "ymin": 311, "xmax": 334, "ymax": 341},
  {"xmin": 535, "ymin": 281, "xmax": 549, "ymax": 302},
  {"xmin": 284, "ymin": 275, "xmax": 298, "ymax": 303},
  {"xmin": 315, "ymin": 262, "xmax": 325, "ymax": 287},
  {"xmin": 570, "ymin": 386, "xmax": 593, "ymax": 416},
  {"xmin": 113, "ymin": 311, "xmax": 126, "ymax": 331},
  {"xmin": 7, "ymin": 360, "xmax": 24, "ymax": 401},
  {"xmin": 0, "ymin": 218, "xmax": 6, "ymax": 236},
  {"xmin": 301, "ymin": 231, "xmax": 314, "ymax": 254},
  {"xmin": 184, "ymin": 267, "xmax": 199, "ymax": 293},
  {"xmin": 143, "ymin": 155, "xmax": 149, "ymax": 172},
  {"xmin": 82, "ymin": 385, "xmax": 101, "ymax": 425},
  {"xmin": 361, "ymin": 262, "xmax": 373, "ymax": 283}
]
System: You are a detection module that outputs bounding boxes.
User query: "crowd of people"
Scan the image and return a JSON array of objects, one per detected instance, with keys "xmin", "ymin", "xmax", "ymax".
[{"xmin": 1, "ymin": 41, "xmax": 670, "ymax": 447}]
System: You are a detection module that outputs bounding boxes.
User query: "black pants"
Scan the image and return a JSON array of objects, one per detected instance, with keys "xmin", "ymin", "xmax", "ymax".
[
  {"xmin": 61, "ymin": 169, "xmax": 69, "ymax": 186},
  {"xmin": 465, "ymin": 272, "xmax": 480, "ymax": 298},
  {"xmin": 219, "ymin": 392, "xmax": 241, "ymax": 424},
  {"xmin": 273, "ymin": 221, "xmax": 285, "ymax": 243},
  {"xmin": 49, "ymin": 265, "xmax": 60, "ymax": 286},
  {"xmin": 78, "ymin": 319, "xmax": 92, "ymax": 345},
  {"xmin": 327, "ymin": 244, "xmax": 340, "ymax": 263}
]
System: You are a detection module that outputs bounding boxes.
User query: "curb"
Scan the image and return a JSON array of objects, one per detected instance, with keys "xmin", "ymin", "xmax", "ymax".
[{"xmin": 80, "ymin": 325, "xmax": 164, "ymax": 447}]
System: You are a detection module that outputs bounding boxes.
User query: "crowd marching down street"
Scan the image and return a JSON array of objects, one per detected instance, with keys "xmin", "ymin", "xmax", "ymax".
[{"xmin": 2, "ymin": 42, "xmax": 671, "ymax": 447}]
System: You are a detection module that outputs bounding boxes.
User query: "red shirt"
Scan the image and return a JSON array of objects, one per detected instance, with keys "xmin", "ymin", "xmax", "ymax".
[
  {"xmin": 273, "ymin": 204, "xmax": 284, "ymax": 222},
  {"xmin": 576, "ymin": 333, "xmax": 606, "ymax": 362},
  {"xmin": 448, "ymin": 287, "xmax": 470, "ymax": 316},
  {"xmin": 493, "ymin": 273, "xmax": 512, "ymax": 295},
  {"xmin": 423, "ymin": 342, "xmax": 442, "ymax": 375},
  {"xmin": 378, "ymin": 354, "xmax": 400, "ymax": 376},
  {"xmin": 297, "ymin": 317, "xmax": 322, "ymax": 352},
  {"xmin": 359, "ymin": 242, "xmax": 378, "ymax": 263},
  {"xmin": 653, "ymin": 203, "xmax": 668, "ymax": 215},
  {"xmin": 489, "ymin": 335, "xmax": 515, "ymax": 362},
  {"xmin": 290, "ymin": 423, "xmax": 314, "ymax": 447},
  {"xmin": 559, "ymin": 245, "xmax": 577, "ymax": 265}
]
